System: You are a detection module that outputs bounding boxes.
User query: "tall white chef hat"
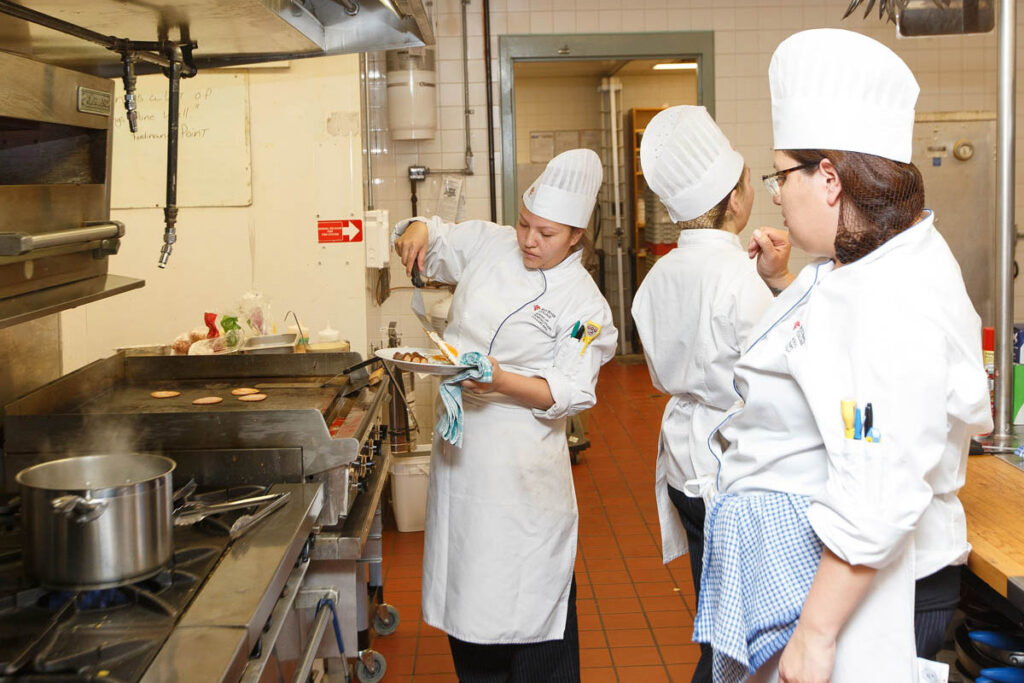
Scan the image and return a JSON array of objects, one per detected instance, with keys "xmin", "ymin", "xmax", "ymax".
[
  {"xmin": 522, "ymin": 148, "xmax": 603, "ymax": 229},
  {"xmin": 639, "ymin": 105, "xmax": 745, "ymax": 223},
  {"xmin": 769, "ymin": 28, "xmax": 919, "ymax": 163}
]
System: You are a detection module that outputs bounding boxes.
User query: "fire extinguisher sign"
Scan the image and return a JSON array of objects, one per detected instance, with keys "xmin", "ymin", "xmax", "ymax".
[{"xmin": 317, "ymin": 219, "xmax": 363, "ymax": 243}]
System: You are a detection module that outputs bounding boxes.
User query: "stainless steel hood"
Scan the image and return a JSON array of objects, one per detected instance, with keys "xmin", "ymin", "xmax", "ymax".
[{"xmin": 0, "ymin": 0, "xmax": 433, "ymax": 75}]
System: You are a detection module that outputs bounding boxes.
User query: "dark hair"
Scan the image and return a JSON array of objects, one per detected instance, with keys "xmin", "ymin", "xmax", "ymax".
[
  {"xmin": 678, "ymin": 166, "xmax": 749, "ymax": 231},
  {"xmin": 785, "ymin": 149, "xmax": 924, "ymax": 263}
]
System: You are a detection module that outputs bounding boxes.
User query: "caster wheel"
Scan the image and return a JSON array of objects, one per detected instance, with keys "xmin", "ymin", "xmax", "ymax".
[
  {"xmin": 355, "ymin": 651, "xmax": 386, "ymax": 683},
  {"xmin": 372, "ymin": 604, "xmax": 400, "ymax": 636}
]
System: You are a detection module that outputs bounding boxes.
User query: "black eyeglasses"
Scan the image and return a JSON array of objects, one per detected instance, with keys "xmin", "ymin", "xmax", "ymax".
[{"xmin": 761, "ymin": 162, "xmax": 818, "ymax": 198}]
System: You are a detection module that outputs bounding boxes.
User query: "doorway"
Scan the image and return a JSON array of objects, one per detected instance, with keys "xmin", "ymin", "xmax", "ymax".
[{"xmin": 499, "ymin": 32, "xmax": 714, "ymax": 353}]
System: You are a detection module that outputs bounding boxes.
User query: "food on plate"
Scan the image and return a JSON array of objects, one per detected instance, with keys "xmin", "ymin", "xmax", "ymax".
[
  {"xmin": 150, "ymin": 390, "xmax": 181, "ymax": 399},
  {"xmin": 430, "ymin": 355, "xmax": 453, "ymax": 365},
  {"xmin": 427, "ymin": 330, "xmax": 460, "ymax": 365},
  {"xmin": 391, "ymin": 349, "xmax": 456, "ymax": 366},
  {"xmin": 237, "ymin": 393, "xmax": 268, "ymax": 402},
  {"xmin": 192, "ymin": 396, "xmax": 223, "ymax": 405},
  {"xmin": 231, "ymin": 387, "xmax": 260, "ymax": 396}
]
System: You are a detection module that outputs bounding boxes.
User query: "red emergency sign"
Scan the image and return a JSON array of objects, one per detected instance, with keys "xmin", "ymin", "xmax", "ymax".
[{"xmin": 317, "ymin": 219, "xmax": 363, "ymax": 243}]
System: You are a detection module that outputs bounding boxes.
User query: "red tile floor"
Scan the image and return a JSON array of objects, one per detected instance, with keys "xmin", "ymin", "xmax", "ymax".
[{"xmin": 376, "ymin": 360, "xmax": 702, "ymax": 682}]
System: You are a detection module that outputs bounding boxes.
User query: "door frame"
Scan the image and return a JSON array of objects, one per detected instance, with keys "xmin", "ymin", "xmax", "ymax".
[{"xmin": 498, "ymin": 31, "xmax": 716, "ymax": 224}]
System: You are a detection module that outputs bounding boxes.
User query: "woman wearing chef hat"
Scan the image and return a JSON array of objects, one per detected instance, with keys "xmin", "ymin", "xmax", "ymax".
[
  {"xmin": 393, "ymin": 148, "xmax": 617, "ymax": 681},
  {"xmin": 630, "ymin": 105, "xmax": 772, "ymax": 683},
  {"xmin": 692, "ymin": 29, "xmax": 992, "ymax": 682}
]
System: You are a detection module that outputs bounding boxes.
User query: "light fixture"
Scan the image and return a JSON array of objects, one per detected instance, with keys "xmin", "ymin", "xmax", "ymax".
[{"xmin": 652, "ymin": 62, "xmax": 698, "ymax": 71}]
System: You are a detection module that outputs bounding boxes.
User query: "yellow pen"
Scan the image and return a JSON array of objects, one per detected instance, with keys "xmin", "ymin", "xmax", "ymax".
[{"xmin": 841, "ymin": 400, "xmax": 856, "ymax": 439}]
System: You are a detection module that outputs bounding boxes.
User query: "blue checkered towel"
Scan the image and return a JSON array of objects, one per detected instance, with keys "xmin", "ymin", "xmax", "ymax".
[
  {"xmin": 694, "ymin": 492, "xmax": 823, "ymax": 682},
  {"xmin": 436, "ymin": 351, "xmax": 493, "ymax": 448}
]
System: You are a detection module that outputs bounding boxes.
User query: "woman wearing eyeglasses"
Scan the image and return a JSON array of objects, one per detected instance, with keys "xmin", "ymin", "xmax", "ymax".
[{"xmin": 692, "ymin": 29, "xmax": 991, "ymax": 683}]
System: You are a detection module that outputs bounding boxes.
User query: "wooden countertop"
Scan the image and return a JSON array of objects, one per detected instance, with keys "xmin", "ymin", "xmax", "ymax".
[{"xmin": 962, "ymin": 454, "xmax": 1024, "ymax": 605}]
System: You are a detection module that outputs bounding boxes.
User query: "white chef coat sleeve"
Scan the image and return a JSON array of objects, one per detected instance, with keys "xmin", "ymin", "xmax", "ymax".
[
  {"xmin": 804, "ymin": 303, "xmax": 972, "ymax": 569},
  {"xmin": 392, "ymin": 215, "xmax": 502, "ymax": 284},
  {"xmin": 730, "ymin": 268, "xmax": 774, "ymax": 350},
  {"xmin": 630, "ymin": 275, "xmax": 670, "ymax": 395},
  {"xmin": 532, "ymin": 302, "xmax": 618, "ymax": 421}
]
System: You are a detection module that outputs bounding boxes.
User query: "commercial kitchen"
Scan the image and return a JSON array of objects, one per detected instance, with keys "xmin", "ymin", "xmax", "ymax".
[{"xmin": 1, "ymin": 0, "xmax": 1024, "ymax": 681}]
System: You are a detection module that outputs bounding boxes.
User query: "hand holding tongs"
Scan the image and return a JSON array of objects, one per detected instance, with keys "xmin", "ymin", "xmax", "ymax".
[{"xmin": 173, "ymin": 492, "xmax": 286, "ymax": 527}]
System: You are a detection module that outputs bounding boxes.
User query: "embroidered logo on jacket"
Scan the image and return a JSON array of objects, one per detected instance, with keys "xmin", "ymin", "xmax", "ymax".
[
  {"xmin": 785, "ymin": 323, "xmax": 806, "ymax": 353},
  {"xmin": 531, "ymin": 305, "xmax": 556, "ymax": 332}
]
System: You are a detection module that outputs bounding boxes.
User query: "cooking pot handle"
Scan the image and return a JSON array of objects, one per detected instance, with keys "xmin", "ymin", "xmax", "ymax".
[{"xmin": 51, "ymin": 495, "xmax": 108, "ymax": 523}]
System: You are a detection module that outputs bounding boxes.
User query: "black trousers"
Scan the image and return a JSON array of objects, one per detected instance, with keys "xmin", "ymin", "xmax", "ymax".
[
  {"xmin": 447, "ymin": 578, "xmax": 580, "ymax": 683},
  {"xmin": 914, "ymin": 564, "xmax": 961, "ymax": 659},
  {"xmin": 667, "ymin": 484, "xmax": 712, "ymax": 683}
]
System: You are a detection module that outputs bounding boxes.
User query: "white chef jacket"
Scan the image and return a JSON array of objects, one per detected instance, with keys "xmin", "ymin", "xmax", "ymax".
[
  {"xmin": 713, "ymin": 211, "xmax": 991, "ymax": 679},
  {"xmin": 631, "ymin": 229, "xmax": 771, "ymax": 563},
  {"xmin": 394, "ymin": 216, "xmax": 618, "ymax": 644},
  {"xmin": 718, "ymin": 211, "xmax": 992, "ymax": 578}
]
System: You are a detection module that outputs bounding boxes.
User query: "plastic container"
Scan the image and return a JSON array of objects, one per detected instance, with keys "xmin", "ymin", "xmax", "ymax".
[
  {"xmin": 386, "ymin": 47, "xmax": 437, "ymax": 140},
  {"xmin": 390, "ymin": 453, "xmax": 431, "ymax": 532}
]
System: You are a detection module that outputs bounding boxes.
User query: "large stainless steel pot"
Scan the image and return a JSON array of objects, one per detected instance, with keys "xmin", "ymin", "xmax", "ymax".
[{"xmin": 16, "ymin": 454, "xmax": 175, "ymax": 589}]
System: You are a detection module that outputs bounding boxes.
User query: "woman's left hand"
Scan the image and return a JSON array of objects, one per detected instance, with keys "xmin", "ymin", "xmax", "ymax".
[
  {"xmin": 778, "ymin": 625, "xmax": 835, "ymax": 683},
  {"xmin": 461, "ymin": 357, "xmax": 502, "ymax": 394}
]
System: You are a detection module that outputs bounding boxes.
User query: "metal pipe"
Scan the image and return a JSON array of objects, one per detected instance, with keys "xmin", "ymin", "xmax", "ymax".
[
  {"xmin": 461, "ymin": 0, "xmax": 474, "ymax": 174},
  {"xmin": 0, "ymin": 222, "xmax": 123, "ymax": 257},
  {"xmin": 159, "ymin": 46, "xmax": 183, "ymax": 269},
  {"xmin": 361, "ymin": 53, "xmax": 375, "ymax": 210},
  {"xmin": 605, "ymin": 77, "xmax": 627, "ymax": 355},
  {"xmin": 291, "ymin": 602, "xmax": 333, "ymax": 683},
  {"xmin": 994, "ymin": 0, "xmax": 1016, "ymax": 437},
  {"xmin": 482, "ymin": 0, "xmax": 496, "ymax": 221}
]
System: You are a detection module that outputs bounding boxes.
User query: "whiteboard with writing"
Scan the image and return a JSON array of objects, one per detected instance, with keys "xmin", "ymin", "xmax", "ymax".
[{"xmin": 111, "ymin": 71, "xmax": 252, "ymax": 208}]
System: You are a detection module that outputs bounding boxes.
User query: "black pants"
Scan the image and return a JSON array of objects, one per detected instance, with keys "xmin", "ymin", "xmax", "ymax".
[
  {"xmin": 914, "ymin": 564, "xmax": 961, "ymax": 659},
  {"xmin": 667, "ymin": 484, "xmax": 712, "ymax": 683},
  {"xmin": 447, "ymin": 578, "xmax": 580, "ymax": 683}
]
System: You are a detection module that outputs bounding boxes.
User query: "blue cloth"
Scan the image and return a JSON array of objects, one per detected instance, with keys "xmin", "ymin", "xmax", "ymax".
[
  {"xmin": 693, "ymin": 492, "xmax": 823, "ymax": 683},
  {"xmin": 436, "ymin": 351, "xmax": 494, "ymax": 447}
]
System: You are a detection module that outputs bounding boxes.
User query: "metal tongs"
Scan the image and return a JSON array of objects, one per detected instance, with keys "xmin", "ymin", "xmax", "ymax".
[{"xmin": 173, "ymin": 491, "xmax": 287, "ymax": 527}]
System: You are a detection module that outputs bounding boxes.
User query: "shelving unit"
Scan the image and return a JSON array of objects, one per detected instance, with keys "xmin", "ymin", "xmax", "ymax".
[{"xmin": 626, "ymin": 107, "xmax": 666, "ymax": 288}]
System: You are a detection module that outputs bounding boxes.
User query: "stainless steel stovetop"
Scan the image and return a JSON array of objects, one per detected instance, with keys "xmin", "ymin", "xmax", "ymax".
[{"xmin": 0, "ymin": 482, "xmax": 322, "ymax": 682}]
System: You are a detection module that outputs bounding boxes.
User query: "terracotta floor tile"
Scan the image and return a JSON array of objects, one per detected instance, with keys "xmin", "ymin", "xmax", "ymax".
[
  {"xmin": 580, "ymin": 648, "xmax": 613, "ymax": 668},
  {"xmin": 593, "ymin": 583, "xmax": 636, "ymax": 599},
  {"xmin": 411, "ymin": 675, "xmax": 458, "ymax": 683},
  {"xmin": 609, "ymin": 645, "xmax": 662, "ymax": 667},
  {"xmin": 598, "ymin": 596, "xmax": 642, "ymax": 614},
  {"xmin": 601, "ymin": 611, "xmax": 649, "ymax": 630},
  {"xmin": 372, "ymin": 635, "xmax": 417, "ymax": 657},
  {"xmin": 413, "ymin": 654, "xmax": 455, "ymax": 675},
  {"xmin": 579, "ymin": 613, "xmax": 604, "ymax": 631},
  {"xmin": 586, "ymin": 557, "xmax": 627, "ymax": 572},
  {"xmin": 635, "ymin": 581, "xmax": 681, "ymax": 598},
  {"xmin": 387, "ymin": 576, "xmax": 422, "ymax": 593},
  {"xmin": 667, "ymin": 663, "xmax": 698, "ymax": 682},
  {"xmin": 578, "ymin": 598, "xmax": 599, "ymax": 615},
  {"xmin": 615, "ymin": 665, "xmax": 670, "ymax": 682},
  {"xmin": 628, "ymin": 567, "xmax": 674, "ymax": 583},
  {"xmin": 653, "ymin": 627, "xmax": 694, "ymax": 646},
  {"xmin": 389, "ymin": 590, "xmax": 423, "ymax": 608},
  {"xmin": 385, "ymin": 654, "xmax": 416, "ymax": 675},
  {"xmin": 644, "ymin": 595, "xmax": 689, "ymax": 612},
  {"xmin": 577, "ymin": 583, "xmax": 596, "ymax": 599},
  {"xmin": 605, "ymin": 628, "xmax": 655, "ymax": 648},
  {"xmin": 579, "ymin": 630, "xmax": 608, "ymax": 649},
  {"xmin": 645, "ymin": 610, "xmax": 694, "ymax": 629},
  {"xmin": 581, "ymin": 668, "xmax": 618, "ymax": 683},
  {"xmin": 590, "ymin": 570, "xmax": 632, "ymax": 585},
  {"xmin": 659, "ymin": 643, "xmax": 702, "ymax": 664},
  {"xmin": 416, "ymin": 636, "xmax": 450, "ymax": 655}
]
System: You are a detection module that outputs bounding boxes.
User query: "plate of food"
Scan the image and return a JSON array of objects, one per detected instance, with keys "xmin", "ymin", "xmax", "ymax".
[{"xmin": 375, "ymin": 347, "xmax": 470, "ymax": 376}]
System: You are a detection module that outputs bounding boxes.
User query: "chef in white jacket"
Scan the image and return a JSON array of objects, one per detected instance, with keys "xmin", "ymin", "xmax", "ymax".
[
  {"xmin": 393, "ymin": 148, "xmax": 617, "ymax": 682},
  {"xmin": 631, "ymin": 105, "xmax": 771, "ymax": 683},
  {"xmin": 692, "ymin": 29, "xmax": 992, "ymax": 683}
]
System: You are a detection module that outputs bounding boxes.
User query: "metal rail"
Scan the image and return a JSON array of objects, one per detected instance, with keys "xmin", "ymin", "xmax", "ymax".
[{"xmin": 0, "ymin": 221, "xmax": 123, "ymax": 257}]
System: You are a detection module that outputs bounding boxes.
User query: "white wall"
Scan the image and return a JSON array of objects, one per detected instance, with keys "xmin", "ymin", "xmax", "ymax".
[
  {"xmin": 60, "ymin": 55, "xmax": 367, "ymax": 371},
  {"xmin": 367, "ymin": 0, "xmax": 1024, "ymax": 330}
]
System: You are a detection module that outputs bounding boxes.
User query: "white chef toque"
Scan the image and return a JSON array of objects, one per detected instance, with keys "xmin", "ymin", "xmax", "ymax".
[
  {"xmin": 769, "ymin": 28, "xmax": 919, "ymax": 163},
  {"xmin": 639, "ymin": 105, "xmax": 744, "ymax": 223},
  {"xmin": 522, "ymin": 148, "xmax": 603, "ymax": 229}
]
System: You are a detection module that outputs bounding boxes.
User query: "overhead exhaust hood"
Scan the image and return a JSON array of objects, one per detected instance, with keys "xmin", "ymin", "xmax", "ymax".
[{"xmin": 0, "ymin": 0, "xmax": 434, "ymax": 76}]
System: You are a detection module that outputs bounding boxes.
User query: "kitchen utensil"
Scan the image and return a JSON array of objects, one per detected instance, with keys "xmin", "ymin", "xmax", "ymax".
[
  {"xmin": 17, "ymin": 454, "xmax": 176, "ymax": 589},
  {"xmin": 241, "ymin": 333, "xmax": 297, "ymax": 354},
  {"xmin": 411, "ymin": 286, "xmax": 434, "ymax": 333},
  {"xmin": 229, "ymin": 491, "xmax": 291, "ymax": 539},
  {"xmin": 376, "ymin": 347, "xmax": 469, "ymax": 376},
  {"xmin": 173, "ymin": 492, "xmax": 285, "ymax": 526}
]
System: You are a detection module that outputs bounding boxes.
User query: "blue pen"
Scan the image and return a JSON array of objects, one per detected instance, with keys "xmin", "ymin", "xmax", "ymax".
[{"xmin": 854, "ymin": 407, "xmax": 863, "ymax": 440}]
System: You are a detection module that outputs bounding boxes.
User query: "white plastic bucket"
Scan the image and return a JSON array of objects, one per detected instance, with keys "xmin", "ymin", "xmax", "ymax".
[{"xmin": 390, "ymin": 453, "xmax": 431, "ymax": 532}]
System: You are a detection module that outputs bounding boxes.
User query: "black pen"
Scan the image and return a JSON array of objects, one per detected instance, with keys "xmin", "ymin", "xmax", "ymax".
[{"xmin": 864, "ymin": 403, "xmax": 873, "ymax": 434}]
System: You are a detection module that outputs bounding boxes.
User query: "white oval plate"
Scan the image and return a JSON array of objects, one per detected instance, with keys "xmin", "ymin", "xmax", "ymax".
[{"xmin": 375, "ymin": 347, "xmax": 470, "ymax": 376}]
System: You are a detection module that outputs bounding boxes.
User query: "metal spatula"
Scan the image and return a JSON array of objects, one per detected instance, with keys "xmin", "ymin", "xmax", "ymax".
[{"xmin": 410, "ymin": 263, "xmax": 435, "ymax": 333}]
